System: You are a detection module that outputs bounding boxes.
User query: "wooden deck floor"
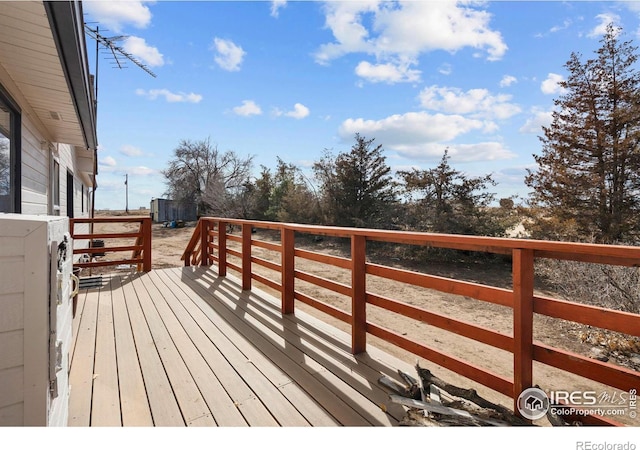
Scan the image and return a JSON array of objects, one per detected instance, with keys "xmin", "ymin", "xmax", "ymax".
[{"xmin": 68, "ymin": 266, "xmax": 413, "ymax": 426}]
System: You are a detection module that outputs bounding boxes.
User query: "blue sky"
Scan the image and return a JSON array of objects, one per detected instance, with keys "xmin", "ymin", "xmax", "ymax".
[{"xmin": 83, "ymin": 0, "xmax": 640, "ymax": 212}]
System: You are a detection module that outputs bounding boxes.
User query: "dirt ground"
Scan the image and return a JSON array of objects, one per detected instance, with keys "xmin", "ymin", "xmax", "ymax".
[{"xmin": 85, "ymin": 211, "xmax": 639, "ymax": 426}]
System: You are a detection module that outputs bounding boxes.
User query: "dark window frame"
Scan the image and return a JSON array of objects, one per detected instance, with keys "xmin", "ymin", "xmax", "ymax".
[{"xmin": 0, "ymin": 83, "xmax": 21, "ymax": 213}]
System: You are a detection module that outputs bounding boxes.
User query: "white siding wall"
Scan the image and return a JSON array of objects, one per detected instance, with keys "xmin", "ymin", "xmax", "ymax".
[
  {"xmin": 0, "ymin": 216, "xmax": 72, "ymax": 426},
  {"xmin": 0, "ymin": 65, "xmax": 93, "ymax": 220},
  {"xmin": 0, "ymin": 232, "xmax": 25, "ymax": 425},
  {"xmin": 0, "ymin": 219, "xmax": 47, "ymax": 426},
  {"xmin": 20, "ymin": 115, "xmax": 49, "ymax": 215}
]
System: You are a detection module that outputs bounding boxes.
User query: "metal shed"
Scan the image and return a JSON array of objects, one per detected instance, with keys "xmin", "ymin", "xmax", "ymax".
[{"xmin": 150, "ymin": 198, "xmax": 197, "ymax": 223}]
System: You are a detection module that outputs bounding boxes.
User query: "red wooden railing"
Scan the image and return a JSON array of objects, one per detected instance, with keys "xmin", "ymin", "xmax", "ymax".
[
  {"xmin": 70, "ymin": 216, "xmax": 152, "ymax": 272},
  {"xmin": 182, "ymin": 217, "xmax": 640, "ymax": 425}
]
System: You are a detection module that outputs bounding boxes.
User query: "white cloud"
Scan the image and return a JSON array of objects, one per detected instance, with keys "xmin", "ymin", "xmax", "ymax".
[
  {"xmin": 355, "ymin": 61, "xmax": 421, "ymax": 84},
  {"xmin": 99, "ymin": 156, "xmax": 117, "ymax": 167},
  {"xmin": 136, "ymin": 89, "xmax": 203, "ymax": 103},
  {"xmin": 212, "ymin": 38, "xmax": 246, "ymax": 71},
  {"xmin": 391, "ymin": 140, "xmax": 515, "ymax": 163},
  {"xmin": 550, "ymin": 19, "xmax": 573, "ymax": 34},
  {"xmin": 314, "ymin": 1, "xmax": 506, "ymax": 65},
  {"xmin": 438, "ymin": 63, "xmax": 452, "ymax": 76},
  {"xmin": 588, "ymin": 13, "xmax": 620, "ymax": 38},
  {"xmin": 130, "ymin": 166, "xmax": 156, "ymax": 176},
  {"xmin": 338, "ymin": 109, "xmax": 518, "ymax": 162},
  {"xmin": 418, "ymin": 85, "xmax": 521, "ymax": 120},
  {"xmin": 272, "ymin": 104, "xmax": 313, "ymax": 119},
  {"xmin": 271, "ymin": 0, "xmax": 287, "ymax": 18},
  {"xmin": 233, "ymin": 100, "xmax": 262, "ymax": 117},
  {"xmin": 520, "ymin": 109, "xmax": 553, "ymax": 134},
  {"xmin": 440, "ymin": 142, "xmax": 516, "ymax": 162},
  {"xmin": 339, "ymin": 112, "xmax": 484, "ymax": 144},
  {"xmin": 285, "ymin": 103, "xmax": 310, "ymax": 119},
  {"xmin": 84, "ymin": 1, "xmax": 152, "ymax": 32},
  {"xmin": 120, "ymin": 145, "xmax": 143, "ymax": 157},
  {"xmin": 541, "ymin": 73, "xmax": 565, "ymax": 95},
  {"xmin": 499, "ymin": 75, "xmax": 517, "ymax": 87},
  {"xmin": 123, "ymin": 36, "xmax": 164, "ymax": 67}
]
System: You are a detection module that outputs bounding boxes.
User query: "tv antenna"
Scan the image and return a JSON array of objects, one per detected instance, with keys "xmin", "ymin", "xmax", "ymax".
[
  {"xmin": 85, "ymin": 25, "xmax": 157, "ymax": 78},
  {"xmin": 84, "ymin": 24, "xmax": 157, "ymax": 122}
]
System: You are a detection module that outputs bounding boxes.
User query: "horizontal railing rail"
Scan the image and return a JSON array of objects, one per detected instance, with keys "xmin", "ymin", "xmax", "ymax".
[
  {"xmin": 70, "ymin": 216, "xmax": 152, "ymax": 272},
  {"xmin": 183, "ymin": 217, "xmax": 640, "ymax": 426}
]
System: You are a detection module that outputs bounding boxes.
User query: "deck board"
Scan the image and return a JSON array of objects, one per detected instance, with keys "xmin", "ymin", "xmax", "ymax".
[
  {"xmin": 180, "ymin": 267, "xmax": 404, "ymax": 425},
  {"xmin": 91, "ymin": 281, "xmax": 120, "ymax": 426},
  {"xmin": 139, "ymin": 272, "xmax": 248, "ymax": 426},
  {"xmin": 120, "ymin": 277, "xmax": 184, "ymax": 426},
  {"xmin": 110, "ymin": 276, "xmax": 153, "ymax": 426},
  {"xmin": 161, "ymin": 269, "xmax": 336, "ymax": 426},
  {"xmin": 68, "ymin": 286, "xmax": 99, "ymax": 426},
  {"xmin": 156, "ymin": 270, "xmax": 295, "ymax": 426},
  {"xmin": 148, "ymin": 270, "xmax": 280, "ymax": 426},
  {"xmin": 130, "ymin": 275, "xmax": 215, "ymax": 426},
  {"xmin": 173, "ymin": 268, "xmax": 382, "ymax": 425},
  {"xmin": 68, "ymin": 267, "xmax": 408, "ymax": 427}
]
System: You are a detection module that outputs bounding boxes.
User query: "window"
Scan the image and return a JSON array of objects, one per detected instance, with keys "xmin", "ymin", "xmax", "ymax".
[
  {"xmin": 53, "ymin": 160, "xmax": 60, "ymax": 215},
  {"xmin": 81, "ymin": 183, "xmax": 85, "ymax": 213},
  {"xmin": 66, "ymin": 171, "xmax": 74, "ymax": 218},
  {"xmin": 0, "ymin": 86, "xmax": 21, "ymax": 213}
]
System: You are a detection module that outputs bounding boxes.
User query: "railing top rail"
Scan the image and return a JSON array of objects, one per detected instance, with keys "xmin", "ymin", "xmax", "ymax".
[
  {"xmin": 71, "ymin": 216, "xmax": 150, "ymax": 224},
  {"xmin": 199, "ymin": 217, "xmax": 640, "ymax": 263}
]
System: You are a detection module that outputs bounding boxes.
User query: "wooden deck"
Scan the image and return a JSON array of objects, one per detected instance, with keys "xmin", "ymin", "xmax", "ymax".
[{"xmin": 68, "ymin": 266, "xmax": 412, "ymax": 426}]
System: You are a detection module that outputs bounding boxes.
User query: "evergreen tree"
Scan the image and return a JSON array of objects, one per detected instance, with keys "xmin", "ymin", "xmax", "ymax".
[
  {"xmin": 526, "ymin": 24, "xmax": 640, "ymax": 242},
  {"xmin": 399, "ymin": 150, "xmax": 502, "ymax": 236},
  {"xmin": 313, "ymin": 134, "xmax": 397, "ymax": 228},
  {"xmin": 250, "ymin": 165, "xmax": 274, "ymax": 221},
  {"xmin": 248, "ymin": 159, "xmax": 320, "ymax": 223}
]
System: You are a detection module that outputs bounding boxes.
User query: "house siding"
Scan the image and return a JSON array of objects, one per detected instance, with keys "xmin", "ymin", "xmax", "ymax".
[
  {"xmin": 20, "ymin": 115, "xmax": 49, "ymax": 215},
  {"xmin": 0, "ymin": 81, "xmax": 92, "ymax": 220},
  {"xmin": 0, "ymin": 46, "xmax": 93, "ymax": 220},
  {"xmin": 0, "ymin": 1, "xmax": 97, "ymax": 427},
  {"xmin": 0, "ymin": 232, "xmax": 26, "ymax": 425}
]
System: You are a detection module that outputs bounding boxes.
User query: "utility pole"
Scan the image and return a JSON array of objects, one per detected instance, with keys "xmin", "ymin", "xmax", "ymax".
[{"xmin": 125, "ymin": 173, "xmax": 129, "ymax": 213}]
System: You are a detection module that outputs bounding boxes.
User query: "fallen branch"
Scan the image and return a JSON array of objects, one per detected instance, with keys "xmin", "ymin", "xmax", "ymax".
[
  {"xmin": 390, "ymin": 395, "xmax": 511, "ymax": 427},
  {"xmin": 378, "ymin": 375, "xmax": 418, "ymax": 399},
  {"xmin": 416, "ymin": 364, "xmax": 511, "ymax": 416}
]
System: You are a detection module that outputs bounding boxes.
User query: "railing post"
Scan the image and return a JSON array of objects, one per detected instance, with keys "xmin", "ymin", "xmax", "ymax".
[
  {"xmin": 218, "ymin": 220, "xmax": 227, "ymax": 276},
  {"xmin": 142, "ymin": 217, "xmax": 152, "ymax": 272},
  {"xmin": 351, "ymin": 234, "xmax": 367, "ymax": 354},
  {"xmin": 200, "ymin": 219, "xmax": 210, "ymax": 266},
  {"xmin": 184, "ymin": 250, "xmax": 191, "ymax": 267},
  {"xmin": 242, "ymin": 223, "xmax": 252, "ymax": 290},
  {"xmin": 513, "ymin": 248, "xmax": 534, "ymax": 416},
  {"xmin": 281, "ymin": 227, "xmax": 295, "ymax": 314}
]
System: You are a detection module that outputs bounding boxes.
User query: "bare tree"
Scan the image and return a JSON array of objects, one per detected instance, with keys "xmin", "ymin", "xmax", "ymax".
[
  {"xmin": 537, "ymin": 259, "xmax": 640, "ymax": 314},
  {"xmin": 162, "ymin": 138, "xmax": 253, "ymax": 217}
]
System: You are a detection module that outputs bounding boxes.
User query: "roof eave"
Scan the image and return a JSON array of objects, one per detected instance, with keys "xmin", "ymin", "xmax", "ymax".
[{"xmin": 44, "ymin": 1, "xmax": 98, "ymax": 151}]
